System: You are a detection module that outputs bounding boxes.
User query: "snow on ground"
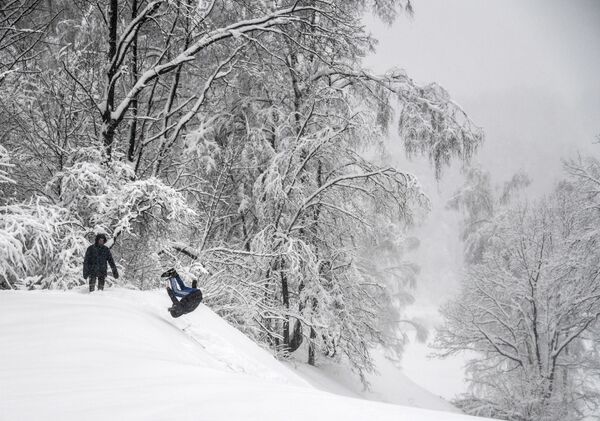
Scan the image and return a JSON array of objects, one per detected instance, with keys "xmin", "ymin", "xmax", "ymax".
[
  {"xmin": 400, "ymin": 302, "xmax": 471, "ymax": 401},
  {"xmin": 290, "ymin": 350, "xmax": 461, "ymax": 413},
  {"xmin": 0, "ymin": 289, "xmax": 491, "ymax": 421}
]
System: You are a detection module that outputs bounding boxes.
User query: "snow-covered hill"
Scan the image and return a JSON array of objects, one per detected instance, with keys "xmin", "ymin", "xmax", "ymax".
[{"xmin": 0, "ymin": 289, "xmax": 489, "ymax": 421}]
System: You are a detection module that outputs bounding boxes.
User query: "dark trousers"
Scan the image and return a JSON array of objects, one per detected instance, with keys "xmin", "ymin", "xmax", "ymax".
[
  {"xmin": 89, "ymin": 275, "xmax": 106, "ymax": 292},
  {"xmin": 167, "ymin": 288, "xmax": 203, "ymax": 318}
]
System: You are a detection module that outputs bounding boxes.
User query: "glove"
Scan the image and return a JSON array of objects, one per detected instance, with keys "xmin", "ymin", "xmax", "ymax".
[{"xmin": 113, "ymin": 269, "xmax": 119, "ymax": 279}]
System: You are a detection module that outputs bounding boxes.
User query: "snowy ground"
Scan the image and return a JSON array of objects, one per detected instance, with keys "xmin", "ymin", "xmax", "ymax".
[
  {"xmin": 0, "ymin": 289, "xmax": 491, "ymax": 421},
  {"xmin": 291, "ymin": 350, "xmax": 461, "ymax": 413}
]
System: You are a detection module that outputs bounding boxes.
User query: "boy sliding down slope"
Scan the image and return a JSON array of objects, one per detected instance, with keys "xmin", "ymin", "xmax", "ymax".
[{"xmin": 162, "ymin": 268, "xmax": 203, "ymax": 318}]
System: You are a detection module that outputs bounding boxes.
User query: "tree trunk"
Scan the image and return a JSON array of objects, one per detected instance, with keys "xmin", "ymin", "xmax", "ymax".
[
  {"xmin": 102, "ymin": 0, "xmax": 119, "ymax": 158},
  {"xmin": 308, "ymin": 324, "xmax": 317, "ymax": 366},
  {"xmin": 289, "ymin": 319, "xmax": 303, "ymax": 352},
  {"xmin": 127, "ymin": 0, "xmax": 139, "ymax": 164},
  {"xmin": 281, "ymin": 269, "xmax": 290, "ymax": 346},
  {"xmin": 288, "ymin": 280, "xmax": 304, "ymax": 352}
]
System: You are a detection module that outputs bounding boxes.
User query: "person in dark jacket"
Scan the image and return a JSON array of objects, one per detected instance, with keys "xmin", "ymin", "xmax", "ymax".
[
  {"xmin": 162, "ymin": 268, "xmax": 203, "ymax": 318},
  {"xmin": 83, "ymin": 233, "xmax": 119, "ymax": 292}
]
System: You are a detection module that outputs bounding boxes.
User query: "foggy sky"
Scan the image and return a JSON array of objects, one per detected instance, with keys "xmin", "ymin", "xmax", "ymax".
[
  {"xmin": 367, "ymin": 0, "xmax": 600, "ymax": 191},
  {"xmin": 364, "ymin": 0, "xmax": 600, "ymax": 399}
]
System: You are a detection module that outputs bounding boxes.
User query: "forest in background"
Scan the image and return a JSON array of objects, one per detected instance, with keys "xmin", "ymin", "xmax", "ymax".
[
  {"xmin": 0, "ymin": 0, "xmax": 480, "ymax": 381},
  {"xmin": 2, "ymin": 1, "xmax": 599, "ymax": 420}
]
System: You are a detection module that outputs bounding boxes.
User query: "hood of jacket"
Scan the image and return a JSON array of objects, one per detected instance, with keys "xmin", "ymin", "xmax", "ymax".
[{"xmin": 94, "ymin": 233, "xmax": 108, "ymax": 246}]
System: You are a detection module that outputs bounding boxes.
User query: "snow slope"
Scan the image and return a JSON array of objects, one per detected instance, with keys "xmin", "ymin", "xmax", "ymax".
[
  {"xmin": 292, "ymin": 350, "xmax": 461, "ymax": 413},
  {"xmin": 0, "ymin": 289, "xmax": 490, "ymax": 421}
]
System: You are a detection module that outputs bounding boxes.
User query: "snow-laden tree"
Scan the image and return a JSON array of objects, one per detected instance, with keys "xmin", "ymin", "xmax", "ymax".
[
  {"xmin": 0, "ymin": 0, "xmax": 52, "ymax": 84},
  {"xmin": 0, "ymin": 198, "xmax": 86, "ymax": 289},
  {"xmin": 149, "ymin": 0, "xmax": 483, "ymax": 377},
  {"xmin": 1, "ymin": 0, "xmax": 483, "ymax": 386},
  {"xmin": 446, "ymin": 167, "xmax": 530, "ymax": 264},
  {"xmin": 0, "ymin": 144, "xmax": 194, "ymax": 289},
  {"xmin": 44, "ymin": 147, "xmax": 195, "ymax": 284},
  {"xmin": 436, "ymin": 161, "xmax": 600, "ymax": 420},
  {"xmin": 0, "ymin": 145, "xmax": 14, "ymax": 186}
]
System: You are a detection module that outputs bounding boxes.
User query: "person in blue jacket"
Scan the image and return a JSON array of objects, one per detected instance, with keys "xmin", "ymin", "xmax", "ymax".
[{"xmin": 162, "ymin": 268, "xmax": 203, "ymax": 318}]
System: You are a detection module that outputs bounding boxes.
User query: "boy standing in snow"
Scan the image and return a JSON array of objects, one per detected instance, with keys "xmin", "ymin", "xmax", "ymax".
[{"xmin": 83, "ymin": 233, "xmax": 119, "ymax": 292}]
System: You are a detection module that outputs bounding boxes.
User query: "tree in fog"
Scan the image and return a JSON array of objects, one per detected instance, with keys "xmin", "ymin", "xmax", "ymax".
[{"xmin": 436, "ymin": 159, "xmax": 600, "ymax": 420}]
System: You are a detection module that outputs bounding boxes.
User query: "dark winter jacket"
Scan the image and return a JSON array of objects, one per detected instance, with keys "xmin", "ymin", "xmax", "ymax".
[
  {"xmin": 83, "ymin": 234, "xmax": 119, "ymax": 279},
  {"xmin": 167, "ymin": 288, "xmax": 203, "ymax": 318}
]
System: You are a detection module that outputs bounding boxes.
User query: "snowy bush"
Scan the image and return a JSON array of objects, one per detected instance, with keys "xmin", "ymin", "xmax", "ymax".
[
  {"xmin": 0, "ymin": 199, "xmax": 87, "ymax": 289},
  {"xmin": 0, "ymin": 144, "xmax": 196, "ymax": 290},
  {"xmin": 44, "ymin": 153, "xmax": 195, "ymax": 287}
]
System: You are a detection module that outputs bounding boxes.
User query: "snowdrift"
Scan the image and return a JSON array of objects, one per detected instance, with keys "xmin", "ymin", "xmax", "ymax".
[{"xmin": 0, "ymin": 289, "xmax": 489, "ymax": 421}]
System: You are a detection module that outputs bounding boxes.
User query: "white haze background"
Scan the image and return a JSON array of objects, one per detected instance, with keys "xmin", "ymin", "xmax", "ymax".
[{"xmin": 365, "ymin": 0, "xmax": 600, "ymax": 399}]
